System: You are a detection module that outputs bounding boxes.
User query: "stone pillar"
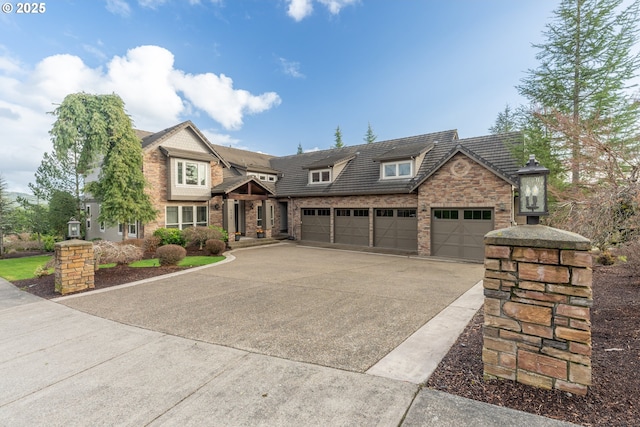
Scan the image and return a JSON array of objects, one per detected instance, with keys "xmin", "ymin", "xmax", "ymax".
[
  {"xmin": 482, "ymin": 225, "xmax": 592, "ymax": 395},
  {"xmin": 54, "ymin": 239, "xmax": 95, "ymax": 295}
]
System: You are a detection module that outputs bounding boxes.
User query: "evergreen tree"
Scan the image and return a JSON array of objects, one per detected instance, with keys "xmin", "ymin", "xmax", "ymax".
[
  {"xmin": 518, "ymin": 0, "xmax": 640, "ymax": 184},
  {"xmin": 83, "ymin": 96, "xmax": 156, "ymax": 239},
  {"xmin": 364, "ymin": 122, "xmax": 377, "ymax": 143},
  {"xmin": 334, "ymin": 126, "xmax": 344, "ymax": 148},
  {"xmin": 51, "ymin": 93, "xmax": 156, "ymax": 239},
  {"xmin": 48, "ymin": 190, "xmax": 76, "ymax": 238},
  {"xmin": 29, "ymin": 151, "xmax": 77, "ymax": 202},
  {"xmin": 297, "ymin": 143, "xmax": 303, "ymax": 154},
  {"xmin": 488, "ymin": 105, "xmax": 518, "ymax": 134}
]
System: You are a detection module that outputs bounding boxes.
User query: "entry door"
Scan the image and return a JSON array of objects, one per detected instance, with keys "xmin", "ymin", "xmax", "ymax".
[{"xmin": 234, "ymin": 201, "xmax": 246, "ymax": 235}]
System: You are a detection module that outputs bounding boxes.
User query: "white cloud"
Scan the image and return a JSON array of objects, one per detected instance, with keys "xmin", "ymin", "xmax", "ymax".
[
  {"xmin": 138, "ymin": 0, "xmax": 168, "ymax": 9},
  {"xmin": 317, "ymin": 0, "xmax": 358, "ymax": 15},
  {"xmin": 279, "ymin": 57, "xmax": 305, "ymax": 78},
  {"xmin": 106, "ymin": 0, "xmax": 131, "ymax": 17},
  {"xmin": 286, "ymin": 0, "xmax": 357, "ymax": 20},
  {"xmin": 287, "ymin": 0, "xmax": 313, "ymax": 21},
  {"xmin": 0, "ymin": 45, "xmax": 281, "ymax": 192}
]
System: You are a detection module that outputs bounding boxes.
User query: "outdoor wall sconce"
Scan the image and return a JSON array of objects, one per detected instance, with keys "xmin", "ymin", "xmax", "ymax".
[
  {"xmin": 213, "ymin": 203, "xmax": 220, "ymax": 210},
  {"xmin": 67, "ymin": 217, "xmax": 81, "ymax": 239},
  {"xmin": 517, "ymin": 154, "xmax": 549, "ymax": 225}
]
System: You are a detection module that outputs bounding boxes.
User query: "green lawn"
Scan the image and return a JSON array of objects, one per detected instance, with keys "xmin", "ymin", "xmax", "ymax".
[
  {"xmin": 0, "ymin": 255, "xmax": 52, "ymax": 281},
  {"xmin": 0, "ymin": 255, "xmax": 225, "ymax": 282}
]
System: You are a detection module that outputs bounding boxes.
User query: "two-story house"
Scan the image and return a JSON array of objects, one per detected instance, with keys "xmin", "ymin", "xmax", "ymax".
[{"xmin": 85, "ymin": 120, "xmax": 522, "ymax": 261}]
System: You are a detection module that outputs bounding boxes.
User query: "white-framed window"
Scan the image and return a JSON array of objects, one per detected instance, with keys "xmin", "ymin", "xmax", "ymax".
[
  {"xmin": 248, "ymin": 172, "xmax": 277, "ymax": 182},
  {"xmin": 309, "ymin": 169, "xmax": 331, "ymax": 184},
  {"xmin": 118, "ymin": 221, "xmax": 137, "ymax": 237},
  {"xmin": 176, "ymin": 159, "xmax": 208, "ymax": 187},
  {"xmin": 382, "ymin": 161, "xmax": 413, "ymax": 179},
  {"xmin": 257, "ymin": 205, "xmax": 263, "ymax": 228},
  {"xmin": 270, "ymin": 205, "xmax": 275, "ymax": 227},
  {"xmin": 86, "ymin": 205, "xmax": 91, "ymax": 229},
  {"xmin": 166, "ymin": 205, "xmax": 208, "ymax": 229}
]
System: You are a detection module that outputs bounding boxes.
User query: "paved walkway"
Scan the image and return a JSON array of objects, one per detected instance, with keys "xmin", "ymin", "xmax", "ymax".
[{"xmin": 0, "ymin": 244, "xmax": 577, "ymax": 426}]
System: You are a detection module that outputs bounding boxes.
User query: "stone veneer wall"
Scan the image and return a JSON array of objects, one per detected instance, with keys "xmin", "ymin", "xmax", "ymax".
[
  {"xmin": 54, "ymin": 240, "xmax": 95, "ymax": 295},
  {"xmin": 483, "ymin": 225, "xmax": 592, "ymax": 395},
  {"xmin": 418, "ymin": 153, "xmax": 514, "ymax": 256}
]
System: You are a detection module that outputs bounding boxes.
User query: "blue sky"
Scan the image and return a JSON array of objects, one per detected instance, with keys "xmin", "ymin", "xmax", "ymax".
[{"xmin": 0, "ymin": 0, "xmax": 561, "ymax": 193}]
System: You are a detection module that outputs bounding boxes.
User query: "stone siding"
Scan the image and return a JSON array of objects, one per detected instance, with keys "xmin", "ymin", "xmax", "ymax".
[
  {"xmin": 417, "ymin": 153, "xmax": 514, "ymax": 255},
  {"xmin": 483, "ymin": 226, "xmax": 592, "ymax": 395},
  {"xmin": 54, "ymin": 240, "xmax": 95, "ymax": 295}
]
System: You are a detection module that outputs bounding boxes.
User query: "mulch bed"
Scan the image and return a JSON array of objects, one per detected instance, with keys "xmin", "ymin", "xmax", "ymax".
[
  {"xmin": 8, "ymin": 255, "xmax": 639, "ymax": 425},
  {"xmin": 425, "ymin": 264, "xmax": 640, "ymax": 426}
]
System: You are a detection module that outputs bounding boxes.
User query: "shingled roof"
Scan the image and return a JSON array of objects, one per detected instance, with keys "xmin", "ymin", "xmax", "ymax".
[{"xmin": 270, "ymin": 130, "xmax": 460, "ymax": 197}]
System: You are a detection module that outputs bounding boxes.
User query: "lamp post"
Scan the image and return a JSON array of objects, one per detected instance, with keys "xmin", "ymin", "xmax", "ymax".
[
  {"xmin": 517, "ymin": 155, "xmax": 549, "ymax": 225},
  {"xmin": 67, "ymin": 218, "xmax": 81, "ymax": 239}
]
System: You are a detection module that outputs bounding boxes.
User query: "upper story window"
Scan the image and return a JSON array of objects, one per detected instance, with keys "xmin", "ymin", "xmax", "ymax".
[
  {"xmin": 309, "ymin": 169, "xmax": 331, "ymax": 184},
  {"xmin": 382, "ymin": 160, "xmax": 413, "ymax": 179},
  {"xmin": 176, "ymin": 159, "xmax": 208, "ymax": 187},
  {"xmin": 248, "ymin": 172, "xmax": 277, "ymax": 182}
]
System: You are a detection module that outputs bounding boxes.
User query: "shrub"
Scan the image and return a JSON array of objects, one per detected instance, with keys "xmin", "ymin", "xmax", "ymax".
[
  {"xmin": 125, "ymin": 238, "xmax": 145, "ymax": 248},
  {"xmin": 41, "ymin": 235, "xmax": 59, "ymax": 252},
  {"xmin": 156, "ymin": 244, "xmax": 187, "ymax": 266},
  {"xmin": 153, "ymin": 228, "xmax": 186, "ymax": 246},
  {"xmin": 94, "ymin": 241, "xmax": 144, "ymax": 265},
  {"xmin": 209, "ymin": 225, "xmax": 229, "ymax": 242},
  {"xmin": 596, "ymin": 251, "xmax": 616, "ymax": 266},
  {"xmin": 205, "ymin": 239, "xmax": 226, "ymax": 256},
  {"xmin": 143, "ymin": 235, "xmax": 161, "ymax": 254},
  {"xmin": 183, "ymin": 226, "xmax": 225, "ymax": 250}
]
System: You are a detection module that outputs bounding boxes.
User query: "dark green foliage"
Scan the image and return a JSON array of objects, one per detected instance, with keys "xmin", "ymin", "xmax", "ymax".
[
  {"xmin": 156, "ymin": 244, "xmax": 187, "ymax": 266},
  {"xmin": 364, "ymin": 122, "xmax": 377, "ymax": 144},
  {"xmin": 334, "ymin": 125, "xmax": 344, "ymax": 148},
  {"xmin": 209, "ymin": 225, "xmax": 228, "ymax": 242},
  {"xmin": 153, "ymin": 228, "xmax": 186, "ymax": 246},
  {"xmin": 48, "ymin": 190, "xmax": 77, "ymax": 238},
  {"xmin": 41, "ymin": 235, "xmax": 58, "ymax": 252},
  {"xmin": 205, "ymin": 239, "xmax": 226, "ymax": 256},
  {"xmin": 518, "ymin": 0, "xmax": 640, "ymax": 184},
  {"xmin": 29, "ymin": 152, "xmax": 77, "ymax": 202},
  {"xmin": 52, "ymin": 93, "xmax": 157, "ymax": 238}
]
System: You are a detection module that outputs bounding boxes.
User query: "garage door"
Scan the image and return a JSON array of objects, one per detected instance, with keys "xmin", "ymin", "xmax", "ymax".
[
  {"xmin": 301, "ymin": 208, "xmax": 330, "ymax": 242},
  {"xmin": 374, "ymin": 209, "xmax": 418, "ymax": 251},
  {"xmin": 431, "ymin": 209, "xmax": 494, "ymax": 261},
  {"xmin": 334, "ymin": 209, "xmax": 369, "ymax": 246}
]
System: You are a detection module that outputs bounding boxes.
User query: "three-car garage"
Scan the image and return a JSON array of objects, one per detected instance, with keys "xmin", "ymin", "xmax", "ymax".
[{"xmin": 300, "ymin": 206, "xmax": 493, "ymax": 261}]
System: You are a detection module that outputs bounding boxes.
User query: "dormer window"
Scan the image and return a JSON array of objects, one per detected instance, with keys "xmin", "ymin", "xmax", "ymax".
[
  {"xmin": 382, "ymin": 160, "xmax": 413, "ymax": 179},
  {"xmin": 248, "ymin": 172, "xmax": 277, "ymax": 182},
  {"xmin": 310, "ymin": 169, "xmax": 331, "ymax": 184}
]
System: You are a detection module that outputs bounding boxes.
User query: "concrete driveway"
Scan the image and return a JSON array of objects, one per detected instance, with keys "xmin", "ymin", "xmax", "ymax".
[{"xmin": 59, "ymin": 243, "xmax": 483, "ymax": 373}]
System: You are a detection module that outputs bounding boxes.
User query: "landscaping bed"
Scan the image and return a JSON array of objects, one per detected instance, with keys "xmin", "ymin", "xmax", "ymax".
[{"xmin": 426, "ymin": 264, "xmax": 639, "ymax": 426}]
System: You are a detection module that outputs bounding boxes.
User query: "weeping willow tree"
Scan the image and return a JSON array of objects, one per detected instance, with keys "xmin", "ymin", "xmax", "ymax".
[{"xmin": 50, "ymin": 93, "xmax": 156, "ymax": 239}]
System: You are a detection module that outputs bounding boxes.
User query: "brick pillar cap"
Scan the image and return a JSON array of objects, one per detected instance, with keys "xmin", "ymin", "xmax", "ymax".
[
  {"xmin": 55, "ymin": 239, "xmax": 93, "ymax": 248},
  {"xmin": 484, "ymin": 225, "xmax": 590, "ymax": 250}
]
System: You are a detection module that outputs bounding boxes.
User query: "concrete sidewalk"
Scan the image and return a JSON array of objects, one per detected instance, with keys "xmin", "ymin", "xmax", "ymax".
[{"xmin": 0, "ymin": 278, "xmax": 575, "ymax": 425}]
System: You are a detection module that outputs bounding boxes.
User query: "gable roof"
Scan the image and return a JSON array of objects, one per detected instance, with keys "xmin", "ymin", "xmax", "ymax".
[
  {"xmin": 413, "ymin": 132, "xmax": 522, "ymax": 189},
  {"xmin": 137, "ymin": 120, "xmax": 230, "ymax": 168},
  {"xmin": 211, "ymin": 144, "xmax": 276, "ymax": 174},
  {"xmin": 271, "ymin": 130, "xmax": 459, "ymax": 197},
  {"xmin": 210, "ymin": 175, "xmax": 275, "ymax": 195}
]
